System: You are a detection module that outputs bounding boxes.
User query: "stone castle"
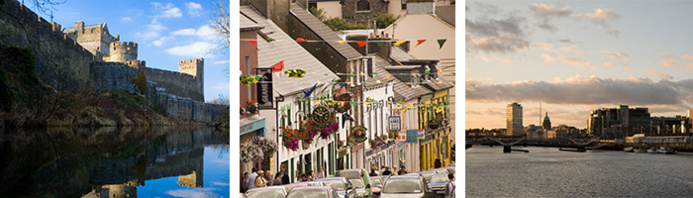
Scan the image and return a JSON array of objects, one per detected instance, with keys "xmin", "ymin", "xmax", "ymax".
[
  {"xmin": 62, "ymin": 21, "xmax": 205, "ymax": 102},
  {"xmin": 0, "ymin": 0, "xmax": 224, "ymax": 123}
]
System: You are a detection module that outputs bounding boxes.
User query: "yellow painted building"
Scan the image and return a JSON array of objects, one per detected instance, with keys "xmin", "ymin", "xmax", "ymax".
[{"xmin": 419, "ymin": 88, "xmax": 452, "ymax": 171}]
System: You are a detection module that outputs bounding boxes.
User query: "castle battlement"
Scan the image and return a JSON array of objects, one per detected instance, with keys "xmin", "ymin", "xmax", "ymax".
[
  {"xmin": 111, "ymin": 41, "xmax": 138, "ymax": 49},
  {"xmin": 179, "ymin": 58, "xmax": 204, "ymax": 65},
  {"xmin": 125, "ymin": 60, "xmax": 146, "ymax": 69}
]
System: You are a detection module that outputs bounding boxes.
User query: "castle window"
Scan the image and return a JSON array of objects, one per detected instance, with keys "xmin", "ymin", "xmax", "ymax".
[{"xmin": 356, "ymin": 0, "xmax": 371, "ymax": 11}]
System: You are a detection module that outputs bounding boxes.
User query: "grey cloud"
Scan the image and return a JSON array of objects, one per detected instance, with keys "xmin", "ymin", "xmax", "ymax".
[
  {"xmin": 466, "ymin": 16, "xmax": 529, "ymax": 54},
  {"xmin": 530, "ymin": 4, "xmax": 572, "ymax": 32},
  {"xmin": 466, "ymin": 77, "xmax": 689, "ymax": 106}
]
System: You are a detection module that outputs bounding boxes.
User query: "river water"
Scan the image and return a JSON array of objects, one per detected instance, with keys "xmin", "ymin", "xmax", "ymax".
[
  {"xmin": 0, "ymin": 126, "xmax": 229, "ymax": 197},
  {"xmin": 466, "ymin": 146, "xmax": 693, "ymax": 197}
]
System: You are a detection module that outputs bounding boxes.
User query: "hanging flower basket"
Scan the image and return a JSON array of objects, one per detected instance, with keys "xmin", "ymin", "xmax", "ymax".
[
  {"xmin": 246, "ymin": 99, "xmax": 258, "ymax": 114},
  {"xmin": 282, "ymin": 126, "xmax": 299, "ymax": 151},
  {"xmin": 312, "ymin": 115, "xmax": 338, "ymax": 140},
  {"xmin": 257, "ymin": 137, "xmax": 277, "ymax": 157},
  {"xmin": 240, "ymin": 144, "xmax": 263, "ymax": 163}
]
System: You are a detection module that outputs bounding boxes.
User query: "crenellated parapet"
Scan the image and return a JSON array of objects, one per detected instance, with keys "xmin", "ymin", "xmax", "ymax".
[
  {"xmin": 109, "ymin": 41, "xmax": 138, "ymax": 63},
  {"xmin": 125, "ymin": 60, "xmax": 146, "ymax": 69}
]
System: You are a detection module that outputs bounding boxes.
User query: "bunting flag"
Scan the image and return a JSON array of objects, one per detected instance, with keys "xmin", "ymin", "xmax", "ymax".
[
  {"xmin": 296, "ymin": 38, "xmax": 306, "ymax": 42},
  {"xmin": 249, "ymin": 40, "xmax": 257, "ymax": 46},
  {"xmin": 437, "ymin": 39, "xmax": 447, "ymax": 49},
  {"xmin": 416, "ymin": 39, "xmax": 426, "ymax": 47},
  {"xmin": 271, "ymin": 61, "xmax": 284, "ymax": 73},
  {"xmin": 240, "ymin": 75, "xmax": 262, "ymax": 85},
  {"xmin": 386, "ymin": 74, "xmax": 391, "ymax": 79},
  {"xmin": 338, "ymin": 41, "xmax": 345, "ymax": 45},
  {"xmin": 425, "ymin": 69, "xmax": 431, "ymax": 75},
  {"xmin": 303, "ymin": 83, "xmax": 318, "ymax": 98},
  {"xmin": 438, "ymin": 70, "xmax": 443, "ymax": 74},
  {"xmin": 357, "ymin": 41, "xmax": 367, "ymax": 47},
  {"xmin": 394, "ymin": 40, "xmax": 407, "ymax": 46},
  {"xmin": 284, "ymin": 69, "xmax": 306, "ymax": 78}
]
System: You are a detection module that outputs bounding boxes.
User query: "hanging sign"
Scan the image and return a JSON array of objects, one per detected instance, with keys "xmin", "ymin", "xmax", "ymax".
[
  {"xmin": 256, "ymin": 68, "xmax": 273, "ymax": 109},
  {"xmin": 389, "ymin": 116, "xmax": 401, "ymax": 131}
]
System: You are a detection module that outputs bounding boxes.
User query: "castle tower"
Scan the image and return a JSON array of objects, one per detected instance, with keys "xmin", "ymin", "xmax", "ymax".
[
  {"xmin": 64, "ymin": 21, "xmax": 120, "ymax": 57},
  {"xmin": 108, "ymin": 41, "xmax": 138, "ymax": 63},
  {"xmin": 179, "ymin": 58, "xmax": 204, "ymax": 99}
]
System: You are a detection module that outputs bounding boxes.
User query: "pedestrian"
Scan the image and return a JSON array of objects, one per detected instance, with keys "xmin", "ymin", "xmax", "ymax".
[
  {"xmin": 444, "ymin": 173, "xmax": 455, "ymax": 198},
  {"xmin": 398, "ymin": 166, "xmax": 406, "ymax": 175},
  {"xmin": 255, "ymin": 170, "xmax": 267, "ymax": 187},
  {"xmin": 246, "ymin": 167, "xmax": 258, "ymax": 190},
  {"xmin": 277, "ymin": 164, "xmax": 290, "ymax": 185},
  {"xmin": 264, "ymin": 170, "xmax": 273, "ymax": 186},
  {"xmin": 392, "ymin": 166, "xmax": 398, "ymax": 175},
  {"xmin": 241, "ymin": 172, "xmax": 249, "ymax": 193},
  {"xmin": 273, "ymin": 173, "xmax": 283, "ymax": 185},
  {"xmin": 298, "ymin": 173, "xmax": 309, "ymax": 182},
  {"xmin": 307, "ymin": 169, "xmax": 315, "ymax": 181},
  {"xmin": 316, "ymin": 166, "xmax": 325, "ymax": 179},
  {"xmin": 434, "ymin": 159, "xmax": 442, "ymax": 168},
  {"xmin": 382, "ymin": 167, "xmax": 392, "ymax": 175},
  {"xmin": 369, "ymin": 167, "xmax": 378, "ymax": 176}
]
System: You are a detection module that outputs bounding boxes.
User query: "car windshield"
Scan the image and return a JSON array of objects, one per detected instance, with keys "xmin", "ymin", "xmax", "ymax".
[
  {"xmin": 321, "ymin": 180, "xmax": 347, "ymax": 191},
  {"xmin": 382, "ymin": 179, "xmax": 422, "ymax": 194},
  {"xmin": 370, "ymin": 178, "xmax": 382, "ymax": 186},
  {"xmin": 348, "ymin": 179, "xmax": 365, "ymax": 188},
  {"xmin": 287, "ymin": 189, "xmax": 329, "ymax": 198},
  {"xmin": 246, "ymin": 189, "xmax": 285, "ymax": 198},
  {"xmin": 429, "ymin": 175, "xmax": 449, "ymax": 183}
]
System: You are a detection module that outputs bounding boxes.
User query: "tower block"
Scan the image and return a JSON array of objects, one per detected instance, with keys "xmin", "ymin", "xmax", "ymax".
[{"xmin": 179, "ymin": 58, "xmax": 204, "ymax": 96}]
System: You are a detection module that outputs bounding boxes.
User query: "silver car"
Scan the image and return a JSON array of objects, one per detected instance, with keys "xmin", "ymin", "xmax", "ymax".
[
  {"xmin": 287, "ymin": 186, "xmax": 342, "ymax": 198},
  {"xmin": 243, "ymin": 186, "xmax": 290, "ymax": 198},
  {"xmin": 426, "ymin": 173, "xmax": 450, "ymax": 195},
  {"xmin": 316, "ymin": 177, "xmax": 357, "ymax": 198},
  {"xmin": 380, "ymin": 175, "xmax": 437, "ymax": 198}
]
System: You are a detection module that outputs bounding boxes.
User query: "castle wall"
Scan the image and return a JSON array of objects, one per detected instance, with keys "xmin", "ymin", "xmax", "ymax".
[
  {"xmin": 147, "ymin": 84, "xmax": 227, "ymax": 123},
  {"xmin": 0, "ymin": 0, "xmax": 96, "ymax": 93},
  {"xmin": 91, "ymin": 62, "xmax": 141, "ymax": 93},
  {"xmin": 143, "ymin": 67, "xmax": 204, "ymax": 102}
]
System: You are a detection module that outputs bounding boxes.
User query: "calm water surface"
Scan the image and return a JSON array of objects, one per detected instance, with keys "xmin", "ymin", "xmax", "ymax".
[
  {"xmin": 466, "ymin": 146, "xmax": 693, "ymax": 197},
  {"xmin": 0, "ymin": 126, "xmax": 229, "ymax": 197}
]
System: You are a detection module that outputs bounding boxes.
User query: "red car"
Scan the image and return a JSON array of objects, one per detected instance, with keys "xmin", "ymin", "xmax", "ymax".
[{"xmin": 369, "ymin": 176, "xmax": 384, "ymax": 197}]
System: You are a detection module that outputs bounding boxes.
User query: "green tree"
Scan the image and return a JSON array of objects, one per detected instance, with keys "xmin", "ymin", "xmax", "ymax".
[
  {"xmin": 310, "ymin": 7, "xmax": 326, "ymax": 22},
  {"xmin": 323, "ymin": 17, "xmax": 367, "ymax": 30},
  {"xmin": 370, "ymin": 13, "xmax": 400, "ymax": 29}
]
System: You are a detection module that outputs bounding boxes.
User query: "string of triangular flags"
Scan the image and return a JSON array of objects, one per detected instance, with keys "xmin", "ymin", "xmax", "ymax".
[{"xmin": 240, "ymin": 38, "xmax": 452, "ymax": 49}]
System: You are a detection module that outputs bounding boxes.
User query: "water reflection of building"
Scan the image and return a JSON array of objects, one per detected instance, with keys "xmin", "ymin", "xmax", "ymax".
[{"xmin": 80, "ymin": 128, "xmax": 220, "ymax": 198}]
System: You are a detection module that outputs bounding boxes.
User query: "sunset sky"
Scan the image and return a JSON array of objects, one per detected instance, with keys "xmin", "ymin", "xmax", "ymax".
[{"xmin": 466, "ymin": 1, "xmax": 693, "ymax": 129}]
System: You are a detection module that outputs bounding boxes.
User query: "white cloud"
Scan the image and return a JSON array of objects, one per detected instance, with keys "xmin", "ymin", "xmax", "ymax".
[
  {"xmin": 648, "ymin": 71, "xmax": 673, "ymax": 80},
  {"xmin": 581, "ymin": 8, "xmax": 620, "ymax": 27},
  {"xmin": 603, "ymin": 62, "xmax": 615, "ymax": 67},
  {"xmin": 601, "ymin": 50, "xmax": 629, "ymax": 60},
  {"xmin": 152, "ymin": 2, "xmax": 182, "ymax": 18},
  {"xmin": 186, "ymin": 2, "xmax": 203, "ymax": 17},
  {"xmin": 534, "ymin": 42, "xmax": 554, "ymax": 52},
  {"xmin": 136, "ymin": 19, "xmax": 167, "ymax": 41},
  {"xmin": 152, "ymin": 36, "xmax": 172, "ymax": 46},
  {"xmin": 213, "ymin": 60, "xmax": 229, "ymax": 65},
  {"xmin": 560, "ymin": 45, "xmax": 583, "ymax": 56},
  {"xmin": 529, "ymin": 4, "xmax": 572, "ymax": 31},
  {"xmin": 541, "ymin": 54, "xmax": 553, "ymax": 62},
  {"xmin": 196, "ymin": 25, "xmax": 217, "ymax": 40},
  {"xmin": 661, "ymin": 53, "xmax": 675, "ymax": 59},
  {"xmin": 681, "ymin": 54, "xmax": 693, "ymax": 60},
  {"xmin": 557, "ymin": 55, "xmax": 594, "ymax": 68},
  {"xmin": 167, "ymin": 42, "xmax": 214, "ymax": 57},
  {"xmin": 658, "ymin": 60, "xmax": 679, "ymax": 68},
  {"xmin": 172, "ymin": 28, "xmax": 196, "ymax": 36},
  {"xmin": 121, "ymin": 17, "xmax": 132, "ymax": 21}
]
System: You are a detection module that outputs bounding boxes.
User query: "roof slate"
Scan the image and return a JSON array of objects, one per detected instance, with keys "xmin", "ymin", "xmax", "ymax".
[
  {"xmin": 289, "ymin": 3, "xmax": 362, "ymax": 60},
  {"xmin": 241, "ymin": 6, "xmax": 339, "ymax": 96}
]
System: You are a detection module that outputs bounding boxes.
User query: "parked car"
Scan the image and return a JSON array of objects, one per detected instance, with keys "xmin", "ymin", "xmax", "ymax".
[
  {"xmin": 369, "ymin": 176, "xmax": 384, "ymax": 197},
  {"xmin": 243, "ymin": 186, "xmax": 290, "ymax": 198},
  {"xmin": 418, "ymin": 170, "xmax": 438, "ymax": 183},
  {"xmin": 316, "ymin": 177, "xmax": 357, "ymax": 198},
  {"xmin": 426, "ymin": 173, "xmax": 450, "ymax": 195},
  {"xmin": 286, "ymin": 186, "xmax": 342, "ymax": 198},
  {"xmin": 380, "ymin": 175, "xmax": 436, "ymax": 198},
  {"xmin": 283, "ymin": 181, "xmax": 326, "ymax": 190},
  {"xmin": 337, "ymin": 169, "xmax": 372, "ymax": 198}
]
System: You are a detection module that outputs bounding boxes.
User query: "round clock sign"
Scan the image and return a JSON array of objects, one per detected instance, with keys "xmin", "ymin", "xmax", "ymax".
[{"xmin": 310, "ymin": 106, "xmax": 333, "ymax": 128}]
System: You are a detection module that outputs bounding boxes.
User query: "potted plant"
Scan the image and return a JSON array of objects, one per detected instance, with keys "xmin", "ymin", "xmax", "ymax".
[{"xmin": 246, "ymin": 99, "xmax": 258, "ymax": 114}]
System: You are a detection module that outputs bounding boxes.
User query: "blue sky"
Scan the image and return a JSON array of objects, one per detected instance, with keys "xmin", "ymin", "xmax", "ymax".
[
  {"xmin": 27, "ymin": 0, "xmax": 229, "ymax": 102},
  {"xmin": 467, "ymin": 1, "xmax": 693, "ymax": 129}
]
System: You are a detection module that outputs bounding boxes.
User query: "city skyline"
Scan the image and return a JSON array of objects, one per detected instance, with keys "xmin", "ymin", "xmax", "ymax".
[{"xmin": 466, "ymin": 1, "xmax": 693, "ymax": 129}]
